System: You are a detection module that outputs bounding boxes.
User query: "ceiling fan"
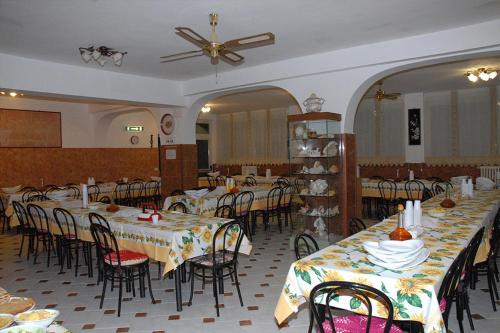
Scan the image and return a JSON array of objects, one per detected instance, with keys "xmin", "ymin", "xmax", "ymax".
[
  {"xmin": 160, "ymin": 13, "xmax": 275, "ymax": 65},
  {"xmin": 368, "ymin": 80, "xmax": 401, "ymax": 101}
]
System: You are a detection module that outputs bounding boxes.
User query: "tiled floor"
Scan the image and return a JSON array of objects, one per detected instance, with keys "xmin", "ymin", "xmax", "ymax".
[{"xmin": 1, "ymin": 224, "xmax": 499, "ymax": 333}]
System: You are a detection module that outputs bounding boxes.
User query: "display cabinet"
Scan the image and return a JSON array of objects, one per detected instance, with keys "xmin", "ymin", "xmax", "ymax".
[{"xmin": 288, "ymin": 112, "xmax": 356, "ymax": 241}]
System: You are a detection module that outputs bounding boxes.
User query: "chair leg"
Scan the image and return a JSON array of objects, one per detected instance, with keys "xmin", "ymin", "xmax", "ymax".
[
  {"xmin": 99, "ymin": 272, "xmax": 107, "ymax": 309},
  {"xmin": 19, "ymin": 233, "xmax": 25, "ymax": 257},
  {"xmin": 188, "ymin": 264, "xmax": 195, "ymax": 306},
  {"xmin": 212, "ymin": 267, "xmax": 220, "ymax": 317},
  {"xmin": 456, "ymin": 291, "xmax": 465, "ymax": 333},
  {"xmin": 75, "ymin": 242, "xmax": 80, "ymax": 277},
  {"xmin": 145, "ymin": 264, "xmax": 155, "ymax": 303},
  {"xmin": 157, "ymin": 261, "xmax": 161, "ymax": 280},
  {"xmin": 463, "ymin": 291, "xmax": 474, "ymax": 330},
  {"xmin": 487, "ymin": 268, "xmax": 497, "ymax": 311},
  {"xmin": 233, "ymin": 265, "xmax": 243, "ymax": 306},
  {"xmin": 118, "ymin": 274, "xmax": 123, "ymax": 317}
]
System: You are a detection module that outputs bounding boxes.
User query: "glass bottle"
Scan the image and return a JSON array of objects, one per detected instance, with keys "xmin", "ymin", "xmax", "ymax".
[{"xmin": 389, "ymin": 204, "xmax": 412, "ymax": 241}]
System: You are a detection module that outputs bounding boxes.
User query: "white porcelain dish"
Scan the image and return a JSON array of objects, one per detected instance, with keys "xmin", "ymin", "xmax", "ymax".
[
  {"xmin": 367, "ymin": 248, "xmax": 430, "ymax": 270},
  {"xmin": 15, "ymin": 309, "xmax": 59, "ymax": 328}
]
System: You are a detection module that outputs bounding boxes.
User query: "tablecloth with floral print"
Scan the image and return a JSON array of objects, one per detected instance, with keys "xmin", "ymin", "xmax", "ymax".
[{"xmin": 275, "ymin": 189, "xmax": 500, "ymax": 333}]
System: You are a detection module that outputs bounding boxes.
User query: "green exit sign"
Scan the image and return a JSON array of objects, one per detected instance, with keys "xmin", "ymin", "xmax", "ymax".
[{"xmin": 125, "ymin": 126, "xmax": 144, "ymax": 132}]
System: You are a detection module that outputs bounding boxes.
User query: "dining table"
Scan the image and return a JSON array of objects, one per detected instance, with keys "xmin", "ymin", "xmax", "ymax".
[
  {"xmin": 163, "ymin": 185, "xmax": 290, "ymax": 216},
  {"xmin": 12, "ymin": 199, "xmax": 252, "ymax": 312},
  {"xmin": 274, "ymin": 189, "xmax": 500, "ymax": 333}
]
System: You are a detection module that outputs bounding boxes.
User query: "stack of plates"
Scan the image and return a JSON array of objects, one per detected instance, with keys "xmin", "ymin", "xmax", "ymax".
[{"xmin": 363, "ymin": 240, "xmax": 430, "ymax": 270}]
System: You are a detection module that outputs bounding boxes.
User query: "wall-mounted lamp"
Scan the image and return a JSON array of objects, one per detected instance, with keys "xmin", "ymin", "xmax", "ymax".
[
  {"xmin": 201, "ymin": 105, "xmax": 211, "ymax": 113},
  {"xmin": 0, "ymin": 91, "xmax": 24, "ymax": 98}
]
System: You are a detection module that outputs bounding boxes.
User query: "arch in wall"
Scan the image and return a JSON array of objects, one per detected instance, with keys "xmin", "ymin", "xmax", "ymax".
[
  {"xmin": 344, "ymin": 50, "xmax": 500, "ymax": 133},
  {"xmin": 93, "ymin": 107, "xmax": 159, "ymax": 147}
]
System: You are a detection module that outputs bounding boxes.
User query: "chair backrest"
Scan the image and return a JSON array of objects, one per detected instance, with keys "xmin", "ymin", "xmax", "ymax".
[
  {"xmin": 27, "ymin": 194, "xmax": 50, "ymax": 202},
  {"xmin": 233, "ymin": 191, "xmax": 254, "ymax": 218},
  {"xmin": 170, "ymin": 189, "xmax": 185, "ymax": 196},
  {"xmin": 98, "ymin": 196, "xmax": 112, "ymax": 204},
  {"xmin": 87, "ymin": 185, "xmax": 100, "ymax": 202},
  {"xmin": 217, "ymin": 193, "xmax": 235, "ymax": 210},
  {"xmin": 27, "ymin": 203, "xmax": 50, "ymax": 234},
  {"xmin": 376, "ymin": 205, "xmax": 389, "ymax": 222},
  {"xmin": 214, "ymin": 205, "xmax": 233, "ymax": 218},
  {"xmin": 144, "ymin": 181, "xmax": 158, "ymax": 197},
  {"xmin": 437, "ymin": 249, "xmax": 467, "ymax": 319},
  {"xmin": 280, "ymin": 185, "xmax": 295, "ymax": 207},
  {"xmin": 431, "ymin": 181, "xmax": 453, "ymax": 196},
  {"xmin": 462, "ymin": 227, "xmax": 485, "ymax": 287},
  {"xmin": 53, "ymin": 207, "xmax": 78, "ymax": 239},
  {"xmin": 245, "ymin": 176, "xmax": 257, "ymax": 186},
  {"xmin": 276, "ymin": 176, "xmax": 290, "ymax": 186},
  {"xmin": 267, "ymin": 186, "xmax": 283, "ymax": 210},
  {"xmin": 421, "ymin": 187, "xmax": 434, "ymax": 202},
  {"xmin": 207, "ymin": 176, "xmax": 217, "ymax": 188},
  {"xmin": 44, "ymin": 186, "xmax": 62, "ymax": 197},
  {"xmin": 0, "ymin": 197, "xmax": 5, "ymax": 215},
  {"xmin": 22, "ymin": 189, "xmax": 43, "ymax": 202},
  {"xmin": 378, "ymin": 179, "xmax": 397, "ymax": 201},
  {"xmin": 114, "ymin": 182, "xmax": 129, "ymax": 200},
  {"xmin": 65, "ymin": 186, "xmax": 80, "ymax": 199},
  {"xmin": 12, "ymin": 201, "xmax": 30, "ymax": 229},
  {"xmin": 20, "ymin": 186, "xmax": 37, "ymax": 192},
  {"xmin": 128, "ymin": 181, "xmax": 144, "ymax": 198},
  {"xmin": 309, "ymin": 281, "xmax": 395, "ymax": 333},
  {"xmin": 133, "ymin": 178, "xmax": 145, "ymax": 182},
  {"xmin": 212, "ymin": 220, "xmax": 244, "ymax": 264},
  {"xmin": 348, "ymin": 217, "xmax": 366, "ymax": 236},
  {"xmin": 404, "ymin": 180, "xmax": 425, "ymax": 200},
  {"xmin": 294, "ymin": 233, "xmax": 319, "ymax": 260},
  {"xmin": 215, "ymin": 176, "xmax": 226, "ymax": 186},
  {"xmin": 168, "ymin": 202, "xmax": 188, "ymax": 213},
  {"xmin": 426, "ymin": 176, "xmax": 444, "ymax": 182},
  {"xmin": 90, "ymin": 223, "xmax": 121, "ymax": 267},
  {"xmin": 88, "ymin": 212, "xmax": 111, "ymax": 229}
]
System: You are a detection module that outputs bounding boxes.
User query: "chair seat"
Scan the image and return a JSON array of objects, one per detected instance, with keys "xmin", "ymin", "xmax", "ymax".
[
  {"xmin": 189, "ymin": 251, "xmax": 234, "ymax": 267},
  {"xmin": 104, "ymin": 250, "xmax": 149, "ymax": 266},
  {"xmin": 321, "ymin": 315, "xmax": 403, "ymax": 333}
]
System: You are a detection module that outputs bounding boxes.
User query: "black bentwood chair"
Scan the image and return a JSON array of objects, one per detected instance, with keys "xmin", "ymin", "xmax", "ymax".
[
  {"xmin": 308, "ymin": 281, "xmax": 402, "ymax": 333},
  {"xmin": 90, "ymin": 223, "xmax": 155, "ymax": 317},
  {"xmin": 294, "ymin": 233, "xmax": 319, "ymax": 260},
  {"xmin": 187, "ymin": 220, "xmax": 245, "ymax": 316},
  {"xmin": 348, "ymin": 217, "xmax": 367, "ymax": 236}
]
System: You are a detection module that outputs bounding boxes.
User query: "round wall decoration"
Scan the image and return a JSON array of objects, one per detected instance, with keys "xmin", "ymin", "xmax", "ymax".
[
  {"xmin": 160, "ymin": 113, "xmax": 175, "ymax": 135},
  {"xmin": 130, "ymin": 135, "xmax": 139, "ymax": 145}
]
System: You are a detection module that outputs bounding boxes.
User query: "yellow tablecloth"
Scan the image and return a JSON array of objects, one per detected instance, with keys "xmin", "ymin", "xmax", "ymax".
[
  {"xmin": 14, "ymin": 200, "xmax": 252, "ymax": 274},
  {"xmin": 275, "ymin": 189, "xmax": 500, "ymax": 333}
]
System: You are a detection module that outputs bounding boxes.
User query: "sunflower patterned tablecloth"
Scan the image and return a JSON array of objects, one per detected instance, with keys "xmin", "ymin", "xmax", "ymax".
[
  {"xmin": 164, "ymin": 186, "xmax": 288, "ymax": 216},
  {"xmin": 275, "ymin": 189, "xmax": 500, "ymax": 333},
  {"xmin": 19, "ymin": 200, "xmax": 252, "ymax": 274}
]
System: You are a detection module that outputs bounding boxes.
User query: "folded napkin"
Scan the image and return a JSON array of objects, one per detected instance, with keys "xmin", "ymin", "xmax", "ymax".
[
  {"xmin": 421, "ymin": 215, "xmax": 440, "ymax": 228},
  {"xmin": 185, "ymin": 188, "xmax": 209, "ymax": 199},
  {"xmin": 407, "ymin": 226, "xmax": 424, "ymax": 239},
  {"xmin": 476, "ymin": 177, "xmax": 495, "ymax": 190}
]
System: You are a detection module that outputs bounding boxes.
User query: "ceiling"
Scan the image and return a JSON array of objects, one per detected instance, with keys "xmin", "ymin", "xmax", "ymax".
[
  {"xmin": 203, "ymin": 88, "xmax": 298, "ymax": 114},
  {"xmin": 2, "ymin": 0, "xmax": 500, "ymax": 80},
  {"xmin": 364, "ymin": 56, "xmax": 500, "ymax": 97}
]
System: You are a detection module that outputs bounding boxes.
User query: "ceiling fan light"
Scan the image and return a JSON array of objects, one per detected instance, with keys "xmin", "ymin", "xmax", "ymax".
[
  {"xmin": 488, "ymin": 70, "xmax": 497, "ymax": 79},
  {"xmin": 9, "ymin": 92, "xmax": 17, "ymax": 97},
  {"xmin": 467, "ymin": 72, "xmax": 478, "ymax": 82}
]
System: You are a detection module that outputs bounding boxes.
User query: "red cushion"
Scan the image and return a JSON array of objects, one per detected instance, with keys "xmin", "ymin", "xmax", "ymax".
[
  {"xmin": 321, "ymin": 315, "xmax": 403, "ymax": 333},
  {"xmin": 104, "ymin": 250, "xmax": 148, "ymax": 266},
  {"xmin": 439, "ymin": 298, "xmax": 447, "ymax": 313}
]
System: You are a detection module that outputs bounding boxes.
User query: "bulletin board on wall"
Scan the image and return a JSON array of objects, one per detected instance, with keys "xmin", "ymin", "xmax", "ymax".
[{"xmin": 0, "ymin": 108, "xmax": 62, "ymax": 147}]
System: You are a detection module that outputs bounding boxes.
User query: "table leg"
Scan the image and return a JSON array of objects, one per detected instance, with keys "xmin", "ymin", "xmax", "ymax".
[{"xmin": 175, "ymin": 268, "xmax": 183, "ymax": 311}]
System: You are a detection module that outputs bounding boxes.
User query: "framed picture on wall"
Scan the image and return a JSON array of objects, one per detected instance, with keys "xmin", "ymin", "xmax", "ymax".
[{"xmin": 408, "ymin": 108, "xmax": 421, "ymax": 145}]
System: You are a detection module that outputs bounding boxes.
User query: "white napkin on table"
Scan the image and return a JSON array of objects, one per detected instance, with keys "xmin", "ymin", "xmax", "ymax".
[{"xmin": 185, "ymin": 188, "xmax": 209, "ymax": 199}]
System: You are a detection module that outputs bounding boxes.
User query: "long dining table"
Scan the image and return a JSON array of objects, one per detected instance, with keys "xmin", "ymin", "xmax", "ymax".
[
  {"xmin": 12, "ymin": 199, "xmax": 252, "ymax": 311},
  {"xmin": 164, "ymin": 185, "xmax": 290, "ymax": 216},
  {"xmin": 274, "ymin": 189, "xmax": 500, "ymax": 333}
]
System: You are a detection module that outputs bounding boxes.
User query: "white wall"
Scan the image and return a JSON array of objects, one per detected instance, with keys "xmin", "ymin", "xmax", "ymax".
[
  {"xmin": 404, "ymin": 93, "xmax": 425, "ymax": 162},
  {"xmin": 105, "ymin": 111, "xmax": 158, "ymax": 148}
]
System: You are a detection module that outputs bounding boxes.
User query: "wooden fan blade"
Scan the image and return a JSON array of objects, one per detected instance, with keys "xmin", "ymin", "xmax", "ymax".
[
  {"xmin": 219, "ymin": 49, "xmax": 244, "ymax": 64},
  {"xmin": 223, "ymin": 32, "xmax": 275, "ymax": 50},
  {"xmin": 160, "ymin": 52, "xmax": 204, "ymax": 63},
  {"xmin": 175, "ymin": 27, "xmax": 210, "ymax": 48},
  {"xmin": 160, "ymin": 50, "xmax": 203, "ymax": 59}
]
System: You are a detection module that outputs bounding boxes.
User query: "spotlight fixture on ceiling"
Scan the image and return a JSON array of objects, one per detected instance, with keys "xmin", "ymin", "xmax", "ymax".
[
  {"xmin": 79, "ymin": 46, "xmax": 127, "ymax": 66},
  {"xmin": 465, "ymin": 68, "xmax": 498, "ymax": 82},
  {"xmin": 201, "ymin": 105, "xmax": 211, "ymax": 113}
]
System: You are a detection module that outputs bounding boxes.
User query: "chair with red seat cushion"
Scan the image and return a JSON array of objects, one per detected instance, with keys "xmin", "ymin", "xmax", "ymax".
[
  {"xmin": 308, "ymin": 281, "xmax": 401, "ymax": 333},
  {"xmin": 90, "ymin": 222, "xmax": 155, "ymax": 317},
  {"xmin": 27, "ymin": 203, "xmax": 55, "ymax": 267},
  {"xmin": 53, "ymin": 207, "xmax": 90, "ymax": 277}
]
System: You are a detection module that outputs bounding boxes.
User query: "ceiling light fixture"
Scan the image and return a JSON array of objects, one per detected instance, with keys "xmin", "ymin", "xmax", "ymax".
[
  {"xmin": 79, "ymin": 46, "xmax": 127, "ymax": 67},
  {"xmin": 465, "ymin": 68, "xmax": 498, "ymax": 82},
  {"xmin": 201, "ymin": 105, "xmax": 211, "ymax": 113},
  {"xmin": 9, "ymin": 92, "xmax": 17, "ymax": 97}
]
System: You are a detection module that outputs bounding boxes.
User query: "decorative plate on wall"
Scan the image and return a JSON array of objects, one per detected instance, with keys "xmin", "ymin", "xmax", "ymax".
[
  {"xmin": 130, "ymin": 135, "xmax": 139, "ymax": 145},
  {"xmin": 160, "ymin": 113, "xmax": 175, "ymax": 135}
]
